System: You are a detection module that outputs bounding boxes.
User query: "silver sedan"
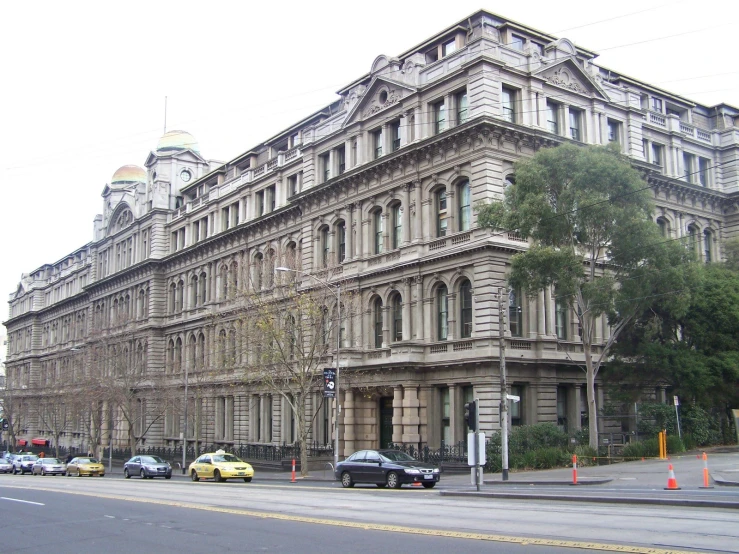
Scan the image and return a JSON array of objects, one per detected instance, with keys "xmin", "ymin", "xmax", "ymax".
[
  {"xmin": 32, "ymin": 457, "xmax": 67, "ymax": 476},
  {"xmin": 0, "ymin": 459, "xmax": 12, "ymax": 474}
]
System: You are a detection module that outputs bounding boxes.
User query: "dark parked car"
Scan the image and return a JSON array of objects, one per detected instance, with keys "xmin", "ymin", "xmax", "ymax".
[
  {"xmin": 124, "ymin": 455, "xmax": 172, "ymax": 479},
  {"xmin": 335, "ymin": 449, "xmax": 440, "ymax": 489}
]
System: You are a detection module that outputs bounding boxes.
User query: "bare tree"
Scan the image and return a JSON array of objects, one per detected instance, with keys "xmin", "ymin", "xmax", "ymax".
[{"xmin": 226, "ymin": 248, "xmax": 357, "ymax": 476}]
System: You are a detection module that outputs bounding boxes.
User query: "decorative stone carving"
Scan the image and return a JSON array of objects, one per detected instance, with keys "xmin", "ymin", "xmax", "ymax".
[
  {"xmin": 545, "ymin": 67, "xmax": 587, "ymax": 94},
  {"xmin": 362, "ymin": 88, "xmax": 404, "ymax": 118}
]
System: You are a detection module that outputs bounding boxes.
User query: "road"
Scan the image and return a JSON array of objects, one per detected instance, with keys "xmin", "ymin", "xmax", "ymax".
[{"xmin": 1, "ymin": 473, "xmax": 738, "ymax": 553}]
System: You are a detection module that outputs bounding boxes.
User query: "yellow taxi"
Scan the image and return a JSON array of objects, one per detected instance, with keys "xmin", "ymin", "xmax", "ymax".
[
  {"xmin": 188, "ymin": 450, "xmax": 254, "ymax": 483},
  {"xmin": 66, "ymin": 456, "xmax": 105, "ymax": 477}
]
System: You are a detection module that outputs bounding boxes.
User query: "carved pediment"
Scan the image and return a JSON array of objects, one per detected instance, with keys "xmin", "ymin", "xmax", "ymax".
[
  {"xmin": 535, "ymin": 59, "xmax": 608, "ymax": 99},
  {"xmin": 344, "ymin": 76, "xmax": 417, "ymax": 126}
]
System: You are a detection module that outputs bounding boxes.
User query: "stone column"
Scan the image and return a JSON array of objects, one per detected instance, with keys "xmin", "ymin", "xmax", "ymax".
[
  {"xmin": 258, "ymin": 394, "xmax": 265, "ymax": 442},
  {"xmin": 381, "ymin": 303, "xmax": 389, "ymax": 348},
  {"xmin": 402, "ymin": 184, "xmax": 411, "ymax": 246},
  {"xmin": 448, "ymin": 384, "xmax": 458, "ymax": 444},
  {"xmin": 447, "ymin": 292, "xmax": 457, "ymax": 341},
  {"xmin": 413, "ymin": 181, "xmax": 423, "ymax": 243},
  {"xmin": 392, "ymin": 386, "xmax": 403, "ymax": 444},
  {"xmin": 356, "ymin": 133, "xmax": 365, "ymax": 166},
  {"xmin": 402, "ymin": 278, "xmax": 412, "ymax": 341},
  {"xmin": 401, "ymin": 386, "xmax": 421, "ymax": 444},
  {"xmin": 343, "ymin": 389, "xmax": 355, "ymax": 457},
  {"xmin": 423, "ymin": 296, "xmax": 433, "ymax": 343},
  {"xmin": 545, "ymin": 286, "xmax": 555, "ymax": 336},
  {"xmin": 345, "ymin": 204, "xmax": 354, "ymax": 261},
  {"xmin": 537, "ymin": 290, "xmax": 546, "ymax": 337},
  {"xmin": 415, "ymin": 275, "xmax": 424, "ymax": 340}
]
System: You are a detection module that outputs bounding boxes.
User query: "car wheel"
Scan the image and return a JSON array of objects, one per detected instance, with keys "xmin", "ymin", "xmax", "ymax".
[
  {"xmin": 386, "ymin": 471, "xmax": 401, "ymax": 489},
  {"xmin": 422, "ymin": 482, "xmax": 436, "ymax": 489},
  {"xmin": 191, "ymin": 470, "xmax": 199, "ymax": 482},
  {"xmin": 124, "ymin": 468, "xmax": 130, "ymax": 479},
  {"xmin": 140, "ymin": 469, "xmax": 146, "ymax": 479},
  {"xmin": 340, "ymin": 472, "xmax": 354, "ymax": 488},
  {"xmin": 41, "ymin": 469, "xmax": 46, "ymax": 476},
  {"xmin": 243, "ymin": 477, "xmax": 252, "ymax": 483},
  {"xmin": 213, "ymin": 470, "xmax": 223, "ymax": 483}
]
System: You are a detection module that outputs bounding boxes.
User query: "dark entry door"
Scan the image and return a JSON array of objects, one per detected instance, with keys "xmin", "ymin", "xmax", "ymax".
[{"xmin": 379, "ymin": 397, "xmax": 394, "ymax": 448}]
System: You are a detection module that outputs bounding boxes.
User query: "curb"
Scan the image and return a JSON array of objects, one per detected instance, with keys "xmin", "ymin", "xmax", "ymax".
[
  {"xmin": 712, "ymin": 474, "xmax": 739, "ymax": 487},
  {"xmin": 484, "ymin": 478, "xmax": 612, "ymax": 486},
  {"xmin": 439, "ymin": 490, "xmax": 739, "ymax": 509}
]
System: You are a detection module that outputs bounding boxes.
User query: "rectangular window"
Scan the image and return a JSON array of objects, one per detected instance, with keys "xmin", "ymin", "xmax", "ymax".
[
  {"xmin": 372, "ymin": 129, "xmax": 383, "ymax": 159},
  {"xmin": 652, "ymin": 98, "xmax": 663, "ymax": 112},
  {"xmin": 456, "ymin": 91, "xmax": 468, "ymax": 124},
  {"xmin": 221, "ymin": 207, "xmax": 230, "ymax": 231},
  {"xmin": 510, "ymin": 385, "xmax": 523, "ymax": 426},
  {"xmin": 442, "ymin": 38, "xmax": 457, "ymax": 57},
  {"xmin": 257, "ymin": 191, "xmax": 265, "ymax": 216},
  {"xmin": 546, "ymin": 102, "xmax": 559, "ymax": 134},
  {"xmin": 651, "ymin": 144, "xmax": 664, "ymax": 167},
  {"xmin": 569, "ymin": 109, "xmax": 582, "ymax": 141},
  {"xmin": 391, "ymin": 120, "xmax": 401, "ymax": 152},
  {"xmin": 392, "ymin": 205, "xmax": 402, "ymax": 249},
  {"xmin": 266, "ymin": 185, "xmax": 276, "ymax": 212},
  {"xmin": 683, "ymin": 153, "xmax": 695, "ymax": 183},
  {"xmin": 698, "ymin": 158, "xmax": 710, "ymax": 187},
  {"xmin": 510, "ymin": 34, "xmax": 524, "ymax": 51},
  {"xmin": 374, "ymin": 211, "xmax": 384, "ymax": 254},
  {"xmin": 337, "ymin": 223, "xmax": 346, "ymax": 262},
  {"xmin": 321, "ymin": 153, "xmax": 330, "ymax": 182},
  {"xmin": 555, "ymin": 289, "xmax": 567, "ymax": 340},
  {"xmin": 337, "ymin": 146, "xmax": 346, "ymax": 175},
  {"xmin": 509, "ymin": 289, "xmax": 523, "ymax": 337},
  {"xmin": 607, "ymin": 119, "xmax": 621, "ymax": 143},
  {"xmin": 557, "ymin": 386, "xmax": 568, "ymax": 432},
  {"xmin": 502, "ymin": 87, "xmax": 515, "ymax": 123},
  {"xmin": 436, "ymin": 190, "xmax": 447, "ymax": 237},
  {"xmin": 433, "ymin": 100, "xmax": 446, "ymax": 134}
]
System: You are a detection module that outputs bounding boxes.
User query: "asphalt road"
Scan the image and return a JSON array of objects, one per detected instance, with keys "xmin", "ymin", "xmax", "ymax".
[{"xmin": 2, "ymin": 472, "xmax": 738, "ymax": 553}]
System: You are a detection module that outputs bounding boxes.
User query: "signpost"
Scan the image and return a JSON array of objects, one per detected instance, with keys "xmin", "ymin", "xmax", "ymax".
[{"xmin": 674, "ymin": 396, "xmax": 681, "ymax": 439}]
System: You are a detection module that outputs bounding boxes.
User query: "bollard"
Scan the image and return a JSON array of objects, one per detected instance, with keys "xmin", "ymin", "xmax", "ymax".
[
  {"xmin": 700, "ymin": 451, "xmax": 714, "ymax": 489},
  {"xmin": 571, "ymin": 454, "xmax": 578, "ymax": 485},
  {"xmin": 291, "ymin": 458, "xmax": 296, "ymax": 483}
]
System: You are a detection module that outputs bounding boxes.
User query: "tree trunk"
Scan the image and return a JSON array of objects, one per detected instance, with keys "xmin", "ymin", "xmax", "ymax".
[
  {"xmin": 299, "ymin": 427, "xmax": 309, "ymax": 477},
  {"xmin": 584, "ymin": 346, "xmax": 599, "ymax": 450}
]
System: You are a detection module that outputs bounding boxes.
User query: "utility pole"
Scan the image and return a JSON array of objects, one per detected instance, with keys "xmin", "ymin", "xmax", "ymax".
[{"xmin": 498, "ymin": 287, "xmax": 509, "ymax": 481}]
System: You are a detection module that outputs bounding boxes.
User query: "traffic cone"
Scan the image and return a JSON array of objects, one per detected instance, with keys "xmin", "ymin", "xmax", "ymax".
[{"xmin": 664, "ymin": 463, "xmax": 681, "ymax": 490}]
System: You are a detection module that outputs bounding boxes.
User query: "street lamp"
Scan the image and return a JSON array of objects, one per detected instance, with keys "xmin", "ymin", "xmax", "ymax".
[{"xmin": 276, "ymin": 267, "xmax": 341, "ymax": 469}]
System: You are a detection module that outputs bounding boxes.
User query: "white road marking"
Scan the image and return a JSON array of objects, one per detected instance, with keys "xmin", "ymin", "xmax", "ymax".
[
  {"xmin": 104, "ymin": 515, "xmax": 115, "ymax": 518},
  {"xmin": 1, "ymin": 497, "xmax": 44, "ymax": 506}
]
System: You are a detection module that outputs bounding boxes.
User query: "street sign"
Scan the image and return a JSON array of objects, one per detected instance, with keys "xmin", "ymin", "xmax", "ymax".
[
  {"xmin": 673, "ymin": 395, "xmax": 679, "ymax": 406},
  {"xmin": 323, "ymin": 368, "xmax": 336, "ymax": 398}
]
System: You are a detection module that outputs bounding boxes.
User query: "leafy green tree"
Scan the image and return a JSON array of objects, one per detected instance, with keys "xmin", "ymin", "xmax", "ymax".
[
  {"xmin": 477, "ymin": 143, "xmax": 692, "ymax": 449},
  {"xmin": 609, "ymin": 263, "xmax": 739, "ymax": 432}
]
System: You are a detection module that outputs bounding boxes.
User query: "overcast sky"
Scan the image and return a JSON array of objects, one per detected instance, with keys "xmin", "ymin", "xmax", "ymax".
[{"xmin": 1, "ymin": 0, "xmax": 737, "ymax": 313}]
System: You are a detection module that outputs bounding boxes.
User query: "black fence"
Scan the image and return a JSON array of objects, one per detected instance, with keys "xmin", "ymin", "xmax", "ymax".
[{"xmin": 386, "ymin": 441, "xmax": 468, "ymax": 466}]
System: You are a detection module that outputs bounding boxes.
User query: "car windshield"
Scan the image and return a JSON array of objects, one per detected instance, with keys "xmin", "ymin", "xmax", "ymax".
[
  {"xmin": 379, "ymin": 451, "xmax": 416, "ymax": 462},
  {"xmin": 44, "ymin": 458, "xmax": 60, "ymax": 464},
  {"xmin": 22, "ymin": 456, "xmax": 38, "ymax": 461},
  {"xmin": 77, "ymin": 458, "xmax": 98, "ymax": 464},
  {"xmin": 212, "ymin": 454, "xmax": 241, "ymax": 463},
  {"xmin": 141, "ymin": 456, "xmax": 166, "ymax": 464}
]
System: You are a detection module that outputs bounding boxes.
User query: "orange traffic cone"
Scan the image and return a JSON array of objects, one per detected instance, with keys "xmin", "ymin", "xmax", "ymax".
[{"xmin": 664, "ymin": 463, "xmax": 681, "ymax": 490}]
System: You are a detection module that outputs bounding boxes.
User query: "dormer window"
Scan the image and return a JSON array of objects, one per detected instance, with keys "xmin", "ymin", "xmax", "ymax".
[
  {"xmin": 652, "ymin": 98, "xmax": 663, "ymax": 113},
  {"xmin": 511, "ymin": 34, "xmax": 525, "ymax": 51},
  {"xmin": 442, "ymin": 38, "xmax": 457, "ymax": 57}
]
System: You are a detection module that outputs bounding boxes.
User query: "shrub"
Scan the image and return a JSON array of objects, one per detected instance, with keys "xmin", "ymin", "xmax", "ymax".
[{"xmin": 622, "ymin": 438, "xmax": 659, "ymax": 460}]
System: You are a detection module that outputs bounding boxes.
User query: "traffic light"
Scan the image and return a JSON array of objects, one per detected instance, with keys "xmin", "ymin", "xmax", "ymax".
[
  {"xmin": 0, "ymin": 418, "xmax": 8, "ymax": 431},
  {"xmin": 464, "ymin": 401, "xmax": 477, "ymax": 431}
]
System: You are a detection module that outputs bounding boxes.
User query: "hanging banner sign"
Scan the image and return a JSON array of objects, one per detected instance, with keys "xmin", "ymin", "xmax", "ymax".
[{"xmin": 323, "ymin": 368, "xmax": 336, "ymax": 398}]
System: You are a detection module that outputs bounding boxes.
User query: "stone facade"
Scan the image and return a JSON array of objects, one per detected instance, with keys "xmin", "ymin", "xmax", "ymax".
[{"xmin": 4, "ymin": 11, "xmax": 739, "ymax": 455}]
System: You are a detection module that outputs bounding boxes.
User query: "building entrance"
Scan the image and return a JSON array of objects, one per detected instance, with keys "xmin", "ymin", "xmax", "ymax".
[{"xmin": 379, "ymin": 397, "xmax": 394, "ymax": 448}]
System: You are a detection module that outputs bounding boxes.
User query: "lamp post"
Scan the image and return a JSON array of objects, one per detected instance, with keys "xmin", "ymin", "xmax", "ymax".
[
  {"xmin": 182, "ymin": 362, "xmax": 188, "ymax": 474},
  {"xmin": 276, "ymin": 267, "xmax": 341, "ymax": 469}
]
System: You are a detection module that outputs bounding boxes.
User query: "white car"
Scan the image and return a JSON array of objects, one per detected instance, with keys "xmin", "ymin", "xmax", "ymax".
[
  {"xmin": 0, "ymin": 459, "xmax": 13, "ymax": 473},
  {"xmin": 32, "ymin": 457, "xmax": 67, "ymax": 476},
  {"xmin": 13, "ymin": 454, "xmax": 39, "ymax": 474}
]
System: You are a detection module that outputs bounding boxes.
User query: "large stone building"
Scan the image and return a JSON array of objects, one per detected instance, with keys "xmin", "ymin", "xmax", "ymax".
[{"xmin": 4, "ymin": 10, "xmax": 739, "ymax": 456}]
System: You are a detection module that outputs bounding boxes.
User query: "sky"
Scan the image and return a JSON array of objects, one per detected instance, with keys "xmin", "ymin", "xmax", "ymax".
[{"xmin": 1, "ymin": 0, "xmax": 738, "ymax": 314}]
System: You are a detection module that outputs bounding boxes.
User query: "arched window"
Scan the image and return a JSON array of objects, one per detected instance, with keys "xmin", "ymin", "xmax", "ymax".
[
  {"xmin": 435, "ymin": 189, "xmax": 448, "ymax": 237},
  {"xmin": 373, "ymin": 210, "xmax": 384, "ymax": 254},
  {"xmin": 504, "ymin": 175, "xmax": 515, "ymax": 193},
  {"xmin": 197, "ymin": 333, "xmax": 205, "ymax": 369},
  {"xmin": 137, "ymin": 289, "xmax": 146, "ymax": 318},
  {"xmin": 437, "ymin": 285, "xmax": 448, "ymax": 340},
  {"xmin": 199, "ymin": 272, "xmax": 207, "ymax": 304},
  {"xmin": 228, "ymin": 330, "xmax": 237, "ymax": 367},
  {"xmin": 265, "ymin": 250, "xmax": 275, "ymax": 288},
  {"xmin": 458, "ymin": 180, "xmax": 471, "ymax": 232},
  {"xmin": 220, "ymin": 265, "xmax": 229, "ymax": 299},
  {"xmin": 509, "ymin": 289, "xmax": 523, "ymax": 337},
  {"xmin": 656, "ymin": 217, "xmax": 669, "ymax": 238},
  {"xmin": 191, "ymin": 275, "xmax": 199, "ymax": 307},
  {"xmin": 254, "ymin": 254, "xmax": 263, "ymax": 290},
  {"xmin": 391, "ymin": 293, "xmax": 403, "ymax": 342},
  {"xmin": 687, "ymin": 224, "xmax": 700, "ymax": 259},
  {"xmin": 554, "ymin": 286, "xmax": 568, "ymax": 340},
  {"xmin": 176, "ymin": 280, "xmax": 184, "ymax": 312},
  {"xmin": 286, "ymin": 315, "xmax": 296, "ymax": 358},
  {"xmin": 373, "ymin": 298, "xmax": 383, "ymax": 348},
  {"xmin": 218, "ymin": 329, "xmax": 227, "ymax": 367},
  {"xmin": 336, "ymin": 221, "xmax": 346, "ymax": 262},
  {"xmin": 229, "ymin": 262, "xmax": 239, "ymax": 297},
  {"xmin": 391, "ymin": 204, "xmax": 403, "ymax": 250},
  {"xmin": 136, "ymin": 342, "xmax": 145, "ymax": 374},
  {"xmin": 188, "ymin": 335, "xmax": 197, "ymax": 370},
  {"xmin": 124, "ymin": 295, "xmax": 131, "ymax": 320},
  {"xmin": 320, "ymin": 226, "xmax": 330, "ymax": 267},
  {"xmin": 704, "ymin": 230, "xmax": 713, "ymax": 263},
  {"xmin": 459, "ymin": 280, "xmax": 472, "ymax": 338},
  {"xmin": 167, "ymin": 339, "xmax": 175, "ymax": 374},
  {"xmin": 175, "ymin": 337, "xmax": 183, "ymax": 373}
]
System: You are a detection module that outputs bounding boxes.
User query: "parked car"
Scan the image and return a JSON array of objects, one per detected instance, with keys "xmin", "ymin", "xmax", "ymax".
[
  {"xmin": 188, "ymin": 450, "xmax": 254, "ymax": 482},
  {"xmin": 124, "ymin": 455, "xmax": 172, "ymax": 479},
  {"xmin": 13, "ymin": 454, "xmax": 39, "ymax": 475},
  {"xmin": 32, "ymin": 457, "xmax": 67, "ymax": 476},
  {"xmin": 66, "ymin": 456, "xmax": 105, "ymax": 477},
  {"xmin": 335, "ymin": 449, "xmax": 441, "ymax": 489},
  {"xmin": 0, "ymin": 458, "xmax": 13, "ymax": 474}
]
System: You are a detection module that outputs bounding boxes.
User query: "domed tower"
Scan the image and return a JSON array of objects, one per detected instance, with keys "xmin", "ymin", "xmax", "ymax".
[
  {"xmin": 146, "ymin": 130, "xmax": 209, "ymax": 211},
  {"xmin": 95, "ymin": 164, "xmax": 148, "ymax": 241},
  {"xmin": 111, "ymin": 164, "xmax": 147, "ymax": 186}
]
